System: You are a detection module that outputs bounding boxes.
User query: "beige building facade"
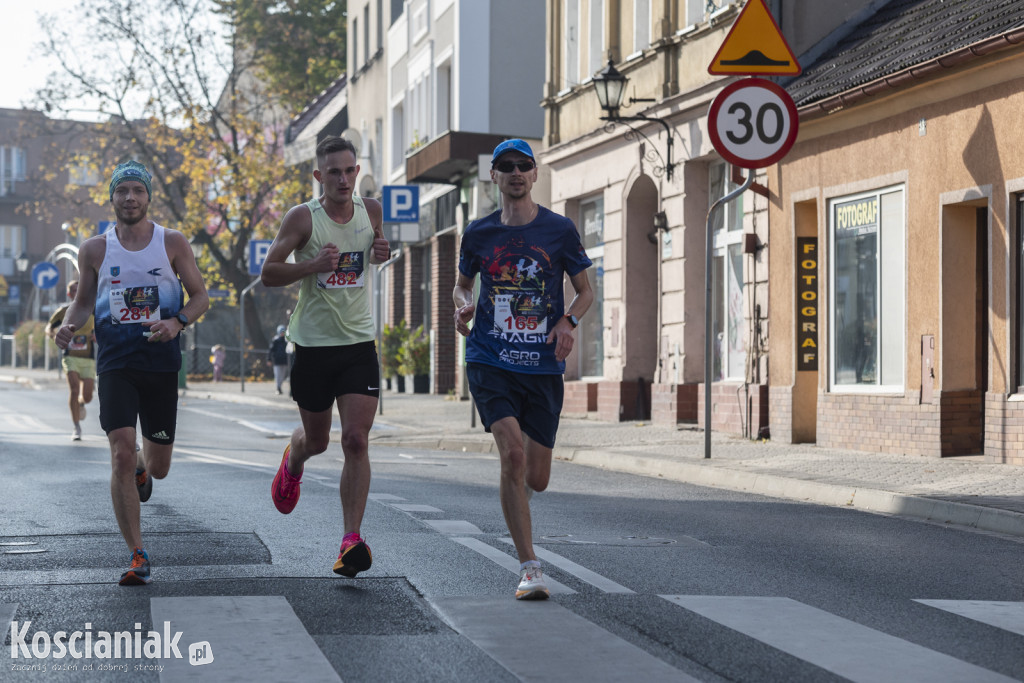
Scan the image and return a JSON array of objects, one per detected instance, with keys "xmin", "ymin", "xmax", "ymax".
[{"xmin": 769, "ymin": 2, "xmax": 1024, "ymax": 465}]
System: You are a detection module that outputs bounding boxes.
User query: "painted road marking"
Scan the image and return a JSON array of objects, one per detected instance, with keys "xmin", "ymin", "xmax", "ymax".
[
  {"xmin": 663, "ymin": 595, "xmax": 1016, "ymax": 683},
  {"xmin": 915, "ymin": 600, "xmax": 1024, "ymax": 637},
  {"xmin": 151, "ymin": 596, "xmax": 340, "ymax": 682},
  {"xmin": 0, "ymin": 603, "xmax": 16, "ymax": 630},
  {"xmin": 424, "ymin": 520, "xmax": 483, "ymax": 534},
  {"xmin": 430, "ymin": 597, "xmax": 690, "ymax": 682},
  {"xmin": 498, "ymin": 537, "xmax": 634, "ymax": 594},
  {"xmin": 390, "ymin": 503, "xmax": 444, "ymax": 513},
  {"xmin": 450, "ymin": 537, "xmax": 575, "ymax": 594},
  {"xmin": 1, "ymin": 414, "xmax": 57, "ymax": 434},
  {"xmin": 368, "ymin": 493, "xmax": 405, "ymax": 501}
]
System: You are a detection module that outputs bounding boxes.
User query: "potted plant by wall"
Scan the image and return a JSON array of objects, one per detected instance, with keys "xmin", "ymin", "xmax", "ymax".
[
  {"xmin": 398, "ymin": 325, "xmax": 430, "ymax": 394},
  {"xmin": 381, "ymin": 320, "xmax": 408, "ymax": 392}
]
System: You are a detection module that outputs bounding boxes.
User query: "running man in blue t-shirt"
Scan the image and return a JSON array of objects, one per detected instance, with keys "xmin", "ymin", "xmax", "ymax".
[{"xmin": 454, "ymin": 139, "xmax": 594, "ymax": 600}]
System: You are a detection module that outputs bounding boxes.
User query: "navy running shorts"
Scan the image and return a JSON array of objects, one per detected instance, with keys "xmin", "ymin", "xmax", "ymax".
[
  {"xmin": 98, "ymin": 369, "xmax": 178, "ymax": 444},
  {"xmin": 466, "ymin": 362, "xmax": 563, "ymax": 449},
  {"xmin": 290, "ymin": 341, "xmax": 381, "ymax": 413}
]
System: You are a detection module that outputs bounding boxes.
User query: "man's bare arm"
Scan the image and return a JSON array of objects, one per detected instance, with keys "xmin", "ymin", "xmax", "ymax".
[{"xmin": 261, "ymin": 204, "xmax": 338, "ymax": 287}]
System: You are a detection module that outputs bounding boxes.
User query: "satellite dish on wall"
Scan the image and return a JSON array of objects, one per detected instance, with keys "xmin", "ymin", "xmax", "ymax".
[
  {"xmin": 341, "ymin": 127, "xmax": 363, "ymax": 154},
  {"xmin": 359, "ymin": 174, "xmax": 378, "ymax": 198}
]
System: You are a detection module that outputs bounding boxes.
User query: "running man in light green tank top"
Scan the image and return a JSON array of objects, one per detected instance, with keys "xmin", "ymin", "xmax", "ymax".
[{"xmin": 261, "ymin": 136, "xmax": 391, "ymax": 578}]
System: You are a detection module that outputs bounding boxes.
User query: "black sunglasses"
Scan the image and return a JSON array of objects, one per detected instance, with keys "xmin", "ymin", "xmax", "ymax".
[{"xmin": 494, "ymin": 159, "xmax": 535, "ymax": 173}]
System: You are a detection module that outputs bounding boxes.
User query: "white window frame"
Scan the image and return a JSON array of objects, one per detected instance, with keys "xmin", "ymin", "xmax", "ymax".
[
  {"xmin": 578, "ymin": 195, "xmax": 605, "ymax": 379},
  {"xmin": 588, "ymin": 0, "xmax": 604, "ymax": 77},
  {"xmin": 633, "ymin": 0, "xmax": 651, "ymax": 54},
  {"xmin": 563, "ymin": 0, "xmax": 580, "ymax": 90},
  {"xmin": 828, "ymin": 185, "xmax": 906, "ymax": 393},
  {"xmin": 710, "ymin": 161, "xmax": 745, "ymax": 381}
]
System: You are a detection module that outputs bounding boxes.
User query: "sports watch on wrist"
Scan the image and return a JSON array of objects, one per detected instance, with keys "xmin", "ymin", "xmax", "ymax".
[
  {"xmin": 564, "ymin": 313, "xmax": 579, "ymax": 329},
  {"xmin": 176, "ymin": 312, "xmax": 190, "ymax": 327}
]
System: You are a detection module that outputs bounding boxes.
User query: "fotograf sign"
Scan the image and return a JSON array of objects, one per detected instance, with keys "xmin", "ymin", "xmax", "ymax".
[{"xmin": 382, "ymin": 185, "xmax": 419, "ymax": 223}]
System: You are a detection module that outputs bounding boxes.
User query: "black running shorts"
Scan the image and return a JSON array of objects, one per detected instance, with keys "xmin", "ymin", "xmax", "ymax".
[
  {"xmin": 98, "ymin": 369, "xmax": 178, "ymax": 444},
  {"xmin": 290, "ymin": 341, "xmax": 381, "ymax": 413},
  {"xmin": 467, "ymin": 362, "xmax": 563, "ymax": 449}
]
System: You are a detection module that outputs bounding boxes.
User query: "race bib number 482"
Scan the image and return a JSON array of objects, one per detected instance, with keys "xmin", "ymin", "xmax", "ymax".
[
  {"xmin": 317, "ymin": 251, "xmax": 365, "ymax": 289},
  {"xmin": 111, "ymin": 284, "xmax": 159, "ymax": 324}
]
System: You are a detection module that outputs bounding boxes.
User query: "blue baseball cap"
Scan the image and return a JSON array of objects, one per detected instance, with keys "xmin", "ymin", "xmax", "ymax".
[{"xmin": 491, "ymin": 139, "xmax": 535, "ymax": 165}]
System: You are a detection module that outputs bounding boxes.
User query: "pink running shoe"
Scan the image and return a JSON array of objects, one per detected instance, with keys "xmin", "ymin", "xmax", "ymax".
[
  {"xmin": 271, "ymin": 445, "xmax": 302, "ymax": 514},
  {"xmin": 333, "ymin": 532, "xmax": 372, "ymax": 577}
]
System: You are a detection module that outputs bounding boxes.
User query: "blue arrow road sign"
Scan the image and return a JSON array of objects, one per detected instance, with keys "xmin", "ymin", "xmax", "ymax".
[
  {"xmin": 31, "ymin": 262, "xmax": 61, "ymax": 290},
  {"xmin": 248, "ymin": 239, "xmax": 273, "ymax": 276},
  {"xmin": 382, "ymin": 185, "xmax": 419, "ymax": 223}
]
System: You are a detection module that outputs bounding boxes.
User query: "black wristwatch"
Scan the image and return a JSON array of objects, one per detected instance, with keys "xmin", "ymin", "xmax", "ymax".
[
  {"xmin": 176, "ymin": 312, "xmax": 190, "ymax": 327},
  {"xmin": 564, "ymin": 314, "xmax": 579, "ymax": 329}
]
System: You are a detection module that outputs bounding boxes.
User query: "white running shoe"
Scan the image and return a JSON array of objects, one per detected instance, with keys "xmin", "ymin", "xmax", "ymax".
[
  {"xmin": 72, "ymin": 425, "xmax": 82, "ymax": 441},
  {"xmin": 516, "ymin": 565, "xmax": 550, "ymax": 600}
]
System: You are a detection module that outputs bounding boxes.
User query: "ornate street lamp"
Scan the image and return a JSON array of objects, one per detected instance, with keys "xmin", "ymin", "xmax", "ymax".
[
  {"xmin": 592, "ymin": 60, "xmax": 676, "ymax": 180},
  {"xmin": 15, "ymin": 252, "xmax": 29, "ymax": 275}
]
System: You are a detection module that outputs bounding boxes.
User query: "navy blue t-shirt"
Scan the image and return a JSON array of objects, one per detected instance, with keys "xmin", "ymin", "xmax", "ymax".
[{"xmin": 458, "ymin": 206, "xmax": 592, "ymax": 375}]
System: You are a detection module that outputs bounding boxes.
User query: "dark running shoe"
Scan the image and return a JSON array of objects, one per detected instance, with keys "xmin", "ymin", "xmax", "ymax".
[
  {"xmin": 119, "ymin": 548, "xmax": 151, "ymax": 586},
  {"xmin": 333, "ymin": 533, "xmax": 372, "ymax": 578},
  {"xmin": 136, "ymin": 468, "xmax": 152, "ymax": 503}
]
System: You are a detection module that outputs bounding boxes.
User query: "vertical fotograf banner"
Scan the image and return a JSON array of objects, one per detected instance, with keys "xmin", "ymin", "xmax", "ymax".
[{"xmin": 796, "ymin": 237, "xmax": 818, "ymax": 371}]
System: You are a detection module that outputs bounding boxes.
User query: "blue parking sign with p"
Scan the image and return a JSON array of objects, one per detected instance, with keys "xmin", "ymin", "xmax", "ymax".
[
  {"xmin": 248, "ymin": 239, "xmax": 272, "ymax": 276},
  {"xmin": 382, "ymin": 185, "xmax": 419, "ymax": 223}
]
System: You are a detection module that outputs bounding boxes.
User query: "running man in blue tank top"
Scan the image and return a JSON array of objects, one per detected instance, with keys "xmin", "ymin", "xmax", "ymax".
[
  {"xmin": 454, "ymin": 139, "xmax": 594, "ymax": 600},
  {"xmin": 55, "ymin": 161, "xmax": 209, "ymax": 586}
]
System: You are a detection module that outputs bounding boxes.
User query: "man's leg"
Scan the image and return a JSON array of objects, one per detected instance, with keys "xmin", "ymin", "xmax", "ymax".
[
  {"xmin": 286, "ymin": 407, "xmax": 334, "ymax": 475},
  {"xmin": 80, "ymin": 377, "xmax": 95, "ymax": 406},
  {"xmin": 66, "ymin": 371, "xmax": 82, "ymax": 424},
  {"xmin": 336, "ymin": 394, "xmax": 377, "ymax": 534},
  {"xmin": 491, "ymin": 417, "xmax": 553, "ymax": 563}
]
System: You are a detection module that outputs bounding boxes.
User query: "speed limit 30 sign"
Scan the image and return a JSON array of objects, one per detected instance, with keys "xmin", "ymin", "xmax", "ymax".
[{"xmin": 708, "ymin": 78, "xmax": 799, "ymax": 169}]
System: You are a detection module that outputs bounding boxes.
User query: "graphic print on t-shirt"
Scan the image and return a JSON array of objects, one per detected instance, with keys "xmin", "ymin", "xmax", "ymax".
[
  {"xmin": 317, "ymin": 251, "xmax": 365, "ymax": 289},
  {"xmin": 484, "ymin": 238, "xmax": 553, "ymax": 343}
]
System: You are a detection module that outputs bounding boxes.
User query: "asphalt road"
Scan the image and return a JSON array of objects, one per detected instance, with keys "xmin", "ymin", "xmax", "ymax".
[{"xmin": 1, "ymin": 383, "xmax": 1022, "ymax": 682}]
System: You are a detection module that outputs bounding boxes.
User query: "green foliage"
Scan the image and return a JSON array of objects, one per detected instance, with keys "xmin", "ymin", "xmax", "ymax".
[
  {"xmin": 30, "ymin": 0, "xmax": 310, "ymax": 350},
  {"xmin": 397, "ymin": 325, "xmax": 430, "ymax": 377},
  {"xmin": 216, "ymin": 0, "xmax": 348, "ymax": 113},
  {"xmin": 380, "ymin": 319, "xmax": 408, "ymax": 378},
  {"xmin": 14, "ymin": 321, "xmax": 55, "ymax": 367}
]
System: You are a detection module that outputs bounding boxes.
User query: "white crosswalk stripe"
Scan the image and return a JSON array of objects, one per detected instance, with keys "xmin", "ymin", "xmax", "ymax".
[
  {"xmin": 151, "ymin": 596, "xmax": 341, "ymax": 682},
  {"xmin": 662, "ymin": 595, "xmax": 1018, "ymax": 683},
  {"xmin": 497, "ymin": 537, "xmax": 635, "ymax": 594},
  {"xmin": 915, "ymin": 599, "xmax": 1024, "ymax": 637},
  {"xmin": 450, "ymin": 536, "xmax": 576, "ymax": 594},
  {"xmin": 430, "ymin": 596, "xmax": 693, "ymax": 682}
]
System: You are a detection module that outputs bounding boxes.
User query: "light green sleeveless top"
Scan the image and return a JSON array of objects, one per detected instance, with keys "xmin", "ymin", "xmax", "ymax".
[{"xmin": 287, "ymin": 196, "xmax": 376, "ymax": 347}]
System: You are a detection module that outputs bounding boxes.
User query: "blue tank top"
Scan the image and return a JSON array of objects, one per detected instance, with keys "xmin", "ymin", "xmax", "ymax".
[{"xmin": 95, "ymin": 222, "xmax": 184, "ymax": 374}]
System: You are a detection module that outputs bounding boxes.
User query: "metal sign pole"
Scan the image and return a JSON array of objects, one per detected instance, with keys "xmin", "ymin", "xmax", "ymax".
[
  {"xmin": 239, "ymin": 278, "xmax": 261, "ymax": 393},
  {"xmin": 704, "ymin": 168, "xmax": 754, "ymax": 459}
]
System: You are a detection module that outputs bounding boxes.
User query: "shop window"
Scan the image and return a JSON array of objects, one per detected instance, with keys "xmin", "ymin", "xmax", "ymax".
[
  {"xmin": 579, "ymin": 196, "xmax": 604, "ymax": 378},
  {"xmin": 829, "ymin": 187, "xmax": 905, "ymax": 391},
  {"xmin": 710, "ymin": 161, "xmax": 745, "ymax": 381}
]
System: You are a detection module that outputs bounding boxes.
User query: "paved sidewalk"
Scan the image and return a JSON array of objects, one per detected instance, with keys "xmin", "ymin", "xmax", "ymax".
[{"xmin": 4, "ymin": 366, "xmax": 1024, "ymax": 538}]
